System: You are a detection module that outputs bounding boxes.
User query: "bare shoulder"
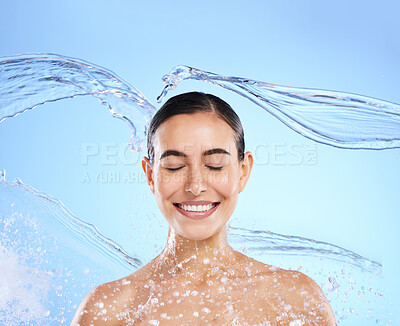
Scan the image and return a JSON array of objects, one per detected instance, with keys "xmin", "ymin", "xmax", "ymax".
[
  {"xmin": 70, "ymin": 276, "xmax": 138, "ymax": 326},
  {"xmin": 264, "ymin": 268, "xmax": 336, "ymax": 325}
]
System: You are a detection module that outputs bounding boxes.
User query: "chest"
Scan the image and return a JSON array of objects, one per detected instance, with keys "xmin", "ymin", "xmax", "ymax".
[{"xmin": 116, "ymin": 278, "xmax": 283, "ymax": 326}]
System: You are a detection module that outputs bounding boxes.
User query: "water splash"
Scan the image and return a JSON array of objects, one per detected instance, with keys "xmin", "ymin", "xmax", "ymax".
[
  {"xmin": 227, "ymin": 227, "xmax": 390, "ymax": 324},
  {"xmin": 0, "ymin": 175, "xmax": 140, "ymax": 325},
  {"xmin": 0, "ymin": 53, "xmax": 156, "ymax": 150},
  {"xmin": 227, "ymin": 226, "xmax": 381, "ymax": 274},
  {"xmin": 1, "ymin": 176, "xmax": 141, "ymax": 270},
  {"xmin": 0, "ymin": 54, "xmax": 395, "ymax": 324},
  {"xmin": 158, "ymin": 65, "xmax": 400, "ymax": 150},
  {"xmin": 0, "ymin": 173, "xmax": 389, "ymax": 324}
]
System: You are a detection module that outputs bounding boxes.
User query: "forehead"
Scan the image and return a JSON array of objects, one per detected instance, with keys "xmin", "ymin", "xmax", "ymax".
[{"xmin": 153, "ymin": 112, "xmax": 236, "ymax": 152}]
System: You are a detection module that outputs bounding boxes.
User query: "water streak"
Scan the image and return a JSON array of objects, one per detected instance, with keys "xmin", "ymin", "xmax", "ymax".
[
  {"xmin": 0, "ymin": 53, "xmax": 156, "ymax": 150},
  {"xmin": 158, "ymin": 65, "xmax": 400, "ymax": 150},
  {"xmin": 0, "ymin": 174, "xmax": 386, "ymax": 324},
  {"xmin": 228, "ymin": 227, "xmax": 381, "ymax": 274},
  {"xmin": 0, "ymin": 53, "xmax": 394, "ymax": 324},
  {"xmin": 0, "ymin": 175, "xmax": 140, "ymax": 325},
  {"xmin": 3, "ymin": 176, "xmax": 142, "ymax": 270}
]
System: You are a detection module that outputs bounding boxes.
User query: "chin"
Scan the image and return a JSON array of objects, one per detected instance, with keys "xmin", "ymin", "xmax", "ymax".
[{"xmin": 180, "ymin": 230, "xmax": 215, "ymax": 241}]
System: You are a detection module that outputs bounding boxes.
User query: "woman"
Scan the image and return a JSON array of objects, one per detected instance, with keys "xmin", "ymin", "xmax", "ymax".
[{"xmin": 72, "ymin": 92, "xmax": 336, "ymax": 325}]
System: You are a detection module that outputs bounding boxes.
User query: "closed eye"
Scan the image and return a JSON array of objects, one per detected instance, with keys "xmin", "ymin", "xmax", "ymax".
[
  {"xmin": 165, "ymin": 167, "xmax": 184, "ymax": 172},
  {"xmin": 207, "ymin": 166, "xmax": 223, "ymax": 171}
]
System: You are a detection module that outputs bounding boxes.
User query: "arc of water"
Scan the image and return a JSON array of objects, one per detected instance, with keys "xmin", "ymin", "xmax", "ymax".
[
  {"xmin": 228, "ymin": 226, "xmax": 382, "ymax": 274},
  {"xmin": 158, "ymin": 65, "xmax": 400, "ymax": 150},
  {"xmin": 0, "ymin": 53, "xmax": 156, "ymax": 151}
]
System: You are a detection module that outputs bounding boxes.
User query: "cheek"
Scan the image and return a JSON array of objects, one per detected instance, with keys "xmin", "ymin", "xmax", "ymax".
[
  {"xmin": 154, "ymin": 170, "xmax": 183, "ymax": 202},
  {"xmin": 210, "ymin": 170, "xmax": 240, "ymax": 198}
]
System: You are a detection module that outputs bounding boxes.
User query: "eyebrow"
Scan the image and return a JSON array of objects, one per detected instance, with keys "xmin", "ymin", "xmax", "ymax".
[
  {"xmin": 160, "ymin": 148, "xmax": 231, "ymax": 160},
  {"xmin": 203, "ymin": 148, "xmax": 231, "ymax": 156}
]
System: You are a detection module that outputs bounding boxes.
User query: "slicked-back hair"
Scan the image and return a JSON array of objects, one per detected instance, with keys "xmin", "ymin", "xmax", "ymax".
[{"xmin": 147, "ymin": 92, "xmax": 245, "ymax": 165}]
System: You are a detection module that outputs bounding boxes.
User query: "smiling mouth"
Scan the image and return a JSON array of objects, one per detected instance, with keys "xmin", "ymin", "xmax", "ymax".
[{"xmin": 173, "ymin": 202, "xmax": 220, "ymax": 212}]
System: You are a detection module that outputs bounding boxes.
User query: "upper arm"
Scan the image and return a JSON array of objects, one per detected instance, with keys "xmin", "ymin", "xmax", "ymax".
[
  {"xmin": 70, "ymin": 284, "xmax": 117, "ymax": 326},
  {"xmin": 291, "ymin": 271, "xmax": 336, "ymax": 325}
]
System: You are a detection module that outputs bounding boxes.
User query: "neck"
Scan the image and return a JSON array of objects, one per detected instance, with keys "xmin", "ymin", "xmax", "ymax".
[{"xmin": 153, "ymin": 226, "xmax": 238, "ymax": 281}]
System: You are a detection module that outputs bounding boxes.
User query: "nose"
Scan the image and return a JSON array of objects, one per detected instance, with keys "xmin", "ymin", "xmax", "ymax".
[{"xmin": 185, "ymin": 170, "xmax": 207, "ymax": 196}]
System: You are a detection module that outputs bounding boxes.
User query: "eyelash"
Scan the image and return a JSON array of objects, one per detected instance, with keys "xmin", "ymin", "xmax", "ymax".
[
  {"xmin": 166, "ymin": 167, "xmax": 183, "ymax": 172},
  {"xmin": 207, "ymin": 166, "xmax": 223, "ymax": 171},
  {"xmin": 166, "ymin": 166, "xmax": 223, "ymax": 172}
]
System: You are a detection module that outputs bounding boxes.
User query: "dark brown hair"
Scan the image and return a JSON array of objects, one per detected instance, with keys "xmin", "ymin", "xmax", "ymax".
[{"xmin": 147, "ymin": 92, "xmax": 245, "ymax": 165}]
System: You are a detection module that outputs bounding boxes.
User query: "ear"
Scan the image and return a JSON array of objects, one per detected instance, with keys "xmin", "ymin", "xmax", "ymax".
[
  {"xmin": 238, "ymin": 151, "xmax": 253, "ymax": 193},
  {"xmin": 142, "ymin": 156, "xmax": 155, "ymax": 194}
]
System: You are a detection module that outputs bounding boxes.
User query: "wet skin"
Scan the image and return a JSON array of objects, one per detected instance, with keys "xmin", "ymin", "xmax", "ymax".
[{"xmin": 72, "ymin": 112, "xmax": 336, "ymax": 325}]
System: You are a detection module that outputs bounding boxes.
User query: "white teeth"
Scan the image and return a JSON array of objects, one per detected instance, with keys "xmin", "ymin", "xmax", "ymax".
[{"xmin": 178, "ymin": 203, "xmax": 216, "ymax": 212}]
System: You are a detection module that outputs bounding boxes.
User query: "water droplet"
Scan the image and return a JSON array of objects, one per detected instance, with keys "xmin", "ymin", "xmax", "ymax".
[
  {"xmin": 95, "ymin": 301, "xmax": 104, "ymax": 309},
  {"xmin": 0, "ymin": 169, "xmax": 5, "ymax": 182},
  {"xmin": 284, "ymin": 304, "xmax": 292, "ymax": 311},
  {"xmin": 121, "ymin": 279, "xmax": 131, "ymax": 285}
]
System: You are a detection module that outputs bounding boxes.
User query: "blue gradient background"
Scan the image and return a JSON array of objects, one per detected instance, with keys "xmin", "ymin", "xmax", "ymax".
[{"xmin": 0, "ymin": 0, "xmax": 399, "ymax": 323}]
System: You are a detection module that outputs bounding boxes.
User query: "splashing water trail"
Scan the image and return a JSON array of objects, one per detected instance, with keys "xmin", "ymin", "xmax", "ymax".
[
  {"xmin": 0, "ymin": 179, "xmax": 390, "ymax": 324},
  {"xmin": 0, "ymin": 53, "xmax": 156, "ymax": 150},
  {"xmin": 158, "ymin": 65, "xmax": 400, "ymax": 150},
  {"xmin": 0, "ymin": 176, "xmax": 141, "ymax": 325},
  {"xmin": 227, "ymin": 227, "xmax": 381, "ymax": 274},
  {"xmin": 0, "ymin": 54, "xmax": 397, "ymax": 324}
]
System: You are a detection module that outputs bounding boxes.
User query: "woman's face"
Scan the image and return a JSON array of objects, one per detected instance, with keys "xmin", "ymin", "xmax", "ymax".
[{"xmin": 142, "ymin": 112, "xmax": 253, "ymax": 241}]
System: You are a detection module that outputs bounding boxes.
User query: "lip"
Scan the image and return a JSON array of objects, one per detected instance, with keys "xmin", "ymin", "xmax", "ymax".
[{"xmin": 173, "ymin": 201, "xmax": 220, "ymax": 220}]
